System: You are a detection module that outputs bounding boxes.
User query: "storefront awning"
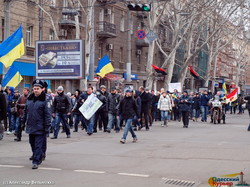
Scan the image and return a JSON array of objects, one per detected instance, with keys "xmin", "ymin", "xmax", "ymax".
[{"xmin": 0, "ymin": 61, "xmax": 35, "ymax": 76}]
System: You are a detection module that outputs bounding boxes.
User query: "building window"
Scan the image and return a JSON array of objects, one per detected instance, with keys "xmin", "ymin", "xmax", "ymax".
[
  {"xmin": 49, "ymin": 29, "xmax": 54, "ymax": 40},
  {"xmin": 110, "ymin": 9, "xmax": 114, "ymax": 24},
  {"xmin": 120, "ymin": 14, "xmax": 125, "ymax": 32},
  {"xmin": 63, "ymin": 0, "xmax": 68, "ymax": 8},
  {"xmin": 26, "ymin": 25, "xmax": 33, "ymax": 47},
  {"xmin": 50, "ymin": 0, "xmax": 56, "ymax": 7},
  {"xmin": 119, "ymin": 47, "xmax": 123, "ymax": 63}
]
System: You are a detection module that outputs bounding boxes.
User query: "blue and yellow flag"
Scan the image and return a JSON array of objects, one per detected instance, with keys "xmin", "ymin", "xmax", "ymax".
[
  {"xmin": 2, "ymin": 65, "xmax": 23, "ymax": 88},
  {"xmin": 95, "ymin": 55, "xmax": 114, "ymax": 78},
  {"xmin": 221, "ymin": 79, "xmax": 227, "ymax": 94},
  {"xmin": 0, "ymin": 25, "xmax": 25, "ymax": 68}
]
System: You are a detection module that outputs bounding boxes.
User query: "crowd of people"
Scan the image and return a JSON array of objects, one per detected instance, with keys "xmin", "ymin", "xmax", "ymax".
[{"xmin": 0, "ymin": 80, "xmax": 249, "ymax": 169}]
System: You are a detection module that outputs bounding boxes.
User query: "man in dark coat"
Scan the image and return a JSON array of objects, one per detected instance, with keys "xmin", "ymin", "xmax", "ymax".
[
  {"xmin": 0, "ymin": 84, "xmax": 7, "ymax": 140},
  {"xmin": 139, "ymin": 86, "xmax": 151, "ymax": 131},
  {"xmin": 51, "ymin": 86, "xmax": 72, "ymax": 139},
  {"xmin": 106, "ymin": 87, "xmax": 120, "ymax": 133},
  {"xmin": 23, "ymin": 80, "xmax": 51, "ymax": 169},
  {"xmin": 179, "ymin": 91, "xmax": 192, "ymax": 128},
  {"xmin": 93, "ymin": 90, "xmax": 108, "ymax": 132},
  {"xmin": 118, "ymin": 89, "xmax": 140, "ymax": 144}
]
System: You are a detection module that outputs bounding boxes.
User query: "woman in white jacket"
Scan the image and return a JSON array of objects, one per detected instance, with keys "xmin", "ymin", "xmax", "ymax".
[{"xmin": 158, "ymin": 92, "xmax": 172, "ymax": 127}]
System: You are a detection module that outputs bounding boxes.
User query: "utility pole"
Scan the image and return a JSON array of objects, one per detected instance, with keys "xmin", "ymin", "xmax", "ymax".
[
  {"xmin": 3, "ymin": 0, "xmax": 12, "ymax": 76},
  {"xmin": 126, "ymin": 10, "xmax": 132, "ymax": 82},
  {"xmin": 89, "ymin": 8, "xmax": 95, "ymax": 81}
]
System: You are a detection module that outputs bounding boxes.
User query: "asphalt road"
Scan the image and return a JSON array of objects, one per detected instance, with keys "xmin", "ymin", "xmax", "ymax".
[{"xmin": 0, "ymin": 113, "xmax": 250, "ymax": 187}]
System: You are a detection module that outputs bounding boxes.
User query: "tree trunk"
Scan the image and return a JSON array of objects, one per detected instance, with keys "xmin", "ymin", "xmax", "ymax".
[
  {"xmin": 178, "ymin": 66, "xmax": 189, "ymax": 89},
  {"xmin": 164, "ymin": 51, "xmax": 176, "ymax": 90},
  {"xmin": 146, "ymin": 41, "xmax": 156, "ymax": 90}
]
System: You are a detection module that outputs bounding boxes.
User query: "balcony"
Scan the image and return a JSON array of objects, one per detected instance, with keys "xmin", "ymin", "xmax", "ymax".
[
  {"xmin": 59, "ymin": 17, "xmax": 85, "ymax": 28},
  {"xmin": 97, "ymin": 21, "xmax": 117, "ymax": 38},
  {"xmin": 136, "ymin": 38, "xmax": 149, "ymax": 47}
]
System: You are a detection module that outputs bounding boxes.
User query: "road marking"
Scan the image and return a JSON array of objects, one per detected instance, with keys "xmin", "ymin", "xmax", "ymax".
[
  {"xmin": 0, "ymin": 164, "xmax": 24, "ymax": 168},
  {"xmin": 39, "ymin": 167, "xmax": 62, "ymax": 171},
  {"xmin": 117, "ymin": 173, "xmax": 149, "ymax": 178},
  {"xmin": 74, "ymin": 170, "xmax": 106, "ymax": 174}
]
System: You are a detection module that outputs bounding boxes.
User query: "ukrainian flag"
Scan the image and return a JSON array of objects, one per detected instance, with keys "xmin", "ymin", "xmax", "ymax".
[
  {"xmin": 0, "ymin": 25, "xmax": 25, "ymax": 68},
  {"xmin": 2, "ymin": 65, "xmax": 23, "ymax": 88},
  {"xmin": 95, "ymin": 55, "xmax": 114, "ymax": 78},
  {"xmin": 221, "ymin": 79, "xmax": 227, "ymax": 94}
]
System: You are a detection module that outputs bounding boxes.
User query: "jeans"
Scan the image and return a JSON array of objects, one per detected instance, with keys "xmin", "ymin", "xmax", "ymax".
[
  {"xmin": 133, "ymin": 115, "xmax": 141, "ymax": 128},
  {"xmin": 73, "ymin": 114, "xmax": 82, "ymax": 132},
  {"xmin": 201, "ymin": 106, "xmax": 208, "ymax": 121},
  {"xmin": 54, "ymin": 113, "xmax": 70, "ymax": 138},
  {"xmin": 15, "ymin": 117, "xmax": 21, "ymax": 139},
  {"xmin": 107, "ymin": 113, "xmax": 120, "ymax": 131},
  {"xmin": 84, "ymin": 114, "xmax": 95, "ymax": 134},
  {"xmin": 94, "ymin": 111, "xmax": 108, "ymax": 131},
  {"xmin": 192, "ymin": 109, "xmax": 200, "ymax": 118},
  {"xmin": 11, "ymin": 114, "xmax": 18, "ymax": 133},
  {"xmin": 122, "ymin": 118, "xmax": 136, "ymax": 140},
  {"xmin": 161, "ymin": 111, "xmax": 169, "ymax": 121}
]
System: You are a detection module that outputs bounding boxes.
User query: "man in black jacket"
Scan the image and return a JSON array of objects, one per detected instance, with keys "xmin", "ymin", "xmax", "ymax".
[
  {"xmin": 93, "ymin": 90, "xmax": 108, "ymax": 132},
  {"xmin": 118, "ymin": 89, "xmax": 140, "ymax": 144},
  {"xmin": 106, "ymin": 87, "xmax": 120, "ymax": 133},
  {"xmin": 139, "ymin": 86, "xmax": 151, "ymax": 130},
  {"xmin": 23, "ymin": 80, "xmax": 51, "ymax": 169},
  {"xmin": 0, "ymin": 84, "xmax": 7, "ymax": 140},
  {"xmin": 51, "ymin": 86, "xmax": 71, "ymax": 139}
]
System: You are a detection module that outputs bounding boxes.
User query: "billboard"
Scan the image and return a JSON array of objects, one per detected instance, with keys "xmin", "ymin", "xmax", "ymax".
[{"xmin": 36, "ymin": 40, "xmax": 84, "ymax": 79}]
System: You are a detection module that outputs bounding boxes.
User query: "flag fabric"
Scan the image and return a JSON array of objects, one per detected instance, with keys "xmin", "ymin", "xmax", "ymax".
[
  {"xmin": 226, "ymin": 88, "xmax": 238, "ymax": 102},
  {"xmin": 1, "ymin": 65, "xmax": 23, "ymax": 88},
  {"xmin": 189, "ymin": 66, "xmax": 200, "ymax": 79},
  {"xmin": 0, "ymin": 25, "xmax": 25, "ymax": 68},
  {"xmin": 152, "ymin": 65, "xmax": 167, "ymax": 75},
  {"xmin": 222, "ymin": 79, "xmax": 227, "ymax": 94},
  {"xmin": 95, "ymin": 55, "xmax": 114, "ymax": 78}
]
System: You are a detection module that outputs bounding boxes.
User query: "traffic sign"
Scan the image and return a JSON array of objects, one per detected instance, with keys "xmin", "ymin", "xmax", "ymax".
[
  {"xmin": 136, "ymin": 30, "xmax": 146, "ymax": 40},
  {"xmin": 146, "ymin": 30, "xmax": 158, "ymax": 42}
]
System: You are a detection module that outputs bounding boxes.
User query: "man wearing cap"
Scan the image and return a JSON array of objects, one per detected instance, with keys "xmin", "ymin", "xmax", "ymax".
[
  {"xmin": 118, "ymin": 89, "xmax": 140, "ymax": 144},
  {"xmin": 51, "ymin": 86, "xmax": 72, "ymax": 139},
  {"xmin": 23, "ymin": 80, "xmax": 51, "ymax": 169},
  {"xmin": 179, "ymin": 91, "xmax": 192, "ymax": 128}
]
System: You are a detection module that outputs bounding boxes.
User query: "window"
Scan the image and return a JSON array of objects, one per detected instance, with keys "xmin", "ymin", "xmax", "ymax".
[
  {"xmin": 110, "ymin": 9, "xmax": 114, "ymax": 24},
  {"xmin": 50, "ymin": 0, "xmax": 56, "ymax": 7},
  {"xmin": 63, "ymin": 0, "xmax": 68, "ymax": 8},
  {"xmin": 120, "ymin": 14, "xmax": 125, "ymax": 32},
  {"xmin": 26, "ymin": 25, "xmax": 33, "ymax": 47},
  {"xmin": 49, "ymin": 29, "xmax": 54, "ymax": 40},
  {"xmin": 119, "ymin": 47, "xmax": 124, "ymax": 63}
]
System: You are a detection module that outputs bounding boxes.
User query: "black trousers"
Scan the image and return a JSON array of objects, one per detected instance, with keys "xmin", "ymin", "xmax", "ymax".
[
  {"xmin": 29, "ymin": 134, "xmax": 45, "ymax": 165},
  {"xmin": 94, "ymin": 111, "xmax": 108, "ymax": 131},
  {"xmin": 181, "ymin": 111, "xmax": 190, "ymax": 127},
  {"xmin": 141, "ymin": 108, "xmax": 149, "ymax": 129}
]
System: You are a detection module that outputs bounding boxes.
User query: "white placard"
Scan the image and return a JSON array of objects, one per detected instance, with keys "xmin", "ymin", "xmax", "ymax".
[
  {"xmin": 168, "ymin": 82, "xmax": 182, "ymax": 93},
  {"xmin": 79, "ymin": 94, "xmax": 103, "ymax": 120}
]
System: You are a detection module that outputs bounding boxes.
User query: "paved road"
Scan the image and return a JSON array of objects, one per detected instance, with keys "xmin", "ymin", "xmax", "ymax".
[{"xmin": 0, "ymin": 113, "xmax": 250, "ymax": 187}]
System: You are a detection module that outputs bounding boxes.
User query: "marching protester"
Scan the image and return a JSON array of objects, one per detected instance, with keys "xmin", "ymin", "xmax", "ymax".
[
  {"xmin": 192, "ymin": 93, "xmax": 201, "ymax": 122},
  {"xmin": 106, "ymin": 87, "xmax": 120, "ymax": 133},
  {"xmin": 94, "ymin": 90, "xmax": 108, "ymax": 133},
  {"xmin": 200, "ymin": 90, "xmax": 210, "ymax": 122},
  {"xmin": 15, "ymin": 87, "xmax": 30, "ymax": 141},
  {"xmin": 179, "ymin": 91, "xmax": 192, "ymax": 128},
  {"xmin": 0, "ymin": 84, "xmax": 7, "ymax": 140},
  {"xmin": 158, "ymin": 91, "xmax": 172, "ymax": 127},
  {"xmin": 139, "ymin": 86, "xmax": 151, "ymax": 131},
  {"xmin": 133, "ymin": 90, "xmax": 142, "ymax": 130},
  {"xmin": 51, "ymin": 86, "xmax": 72, "ymax": 139},
  {"xmin": 79, "ymin": 86, "xmax": 96, "ymax": 135},
  {"xmin": 118, "ymin": 89, "xmax": 140, "ymax": 144},
  {"xmin": 23, "ymin": 80, "xmax": 51, "ymax": 169}
]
